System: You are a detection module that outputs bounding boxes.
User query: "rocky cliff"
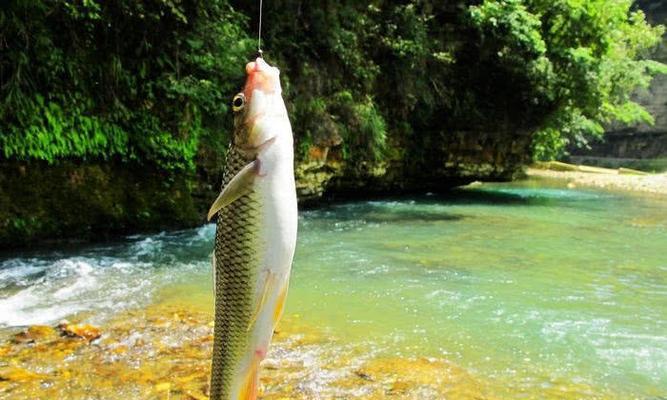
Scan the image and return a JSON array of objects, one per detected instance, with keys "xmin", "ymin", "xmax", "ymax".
[
  {"xmin": 2, "ymin": 0, "xmax": 657, "ymax": 248},
  {"xmin": 1, "ymin": 125, "xmax": 533, "ymax": 248},
  {"xmin": 295, "ymin": 131, "xmax": 532, "ymax": 203}
]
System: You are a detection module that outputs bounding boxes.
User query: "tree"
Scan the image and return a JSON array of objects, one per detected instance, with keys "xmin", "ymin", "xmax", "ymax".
[{"xmin": 469, "ymin": 0, "xmax": 666, "ymax": 159}]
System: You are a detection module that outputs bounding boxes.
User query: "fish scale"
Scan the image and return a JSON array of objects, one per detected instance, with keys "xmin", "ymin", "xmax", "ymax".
[{"xmin": 210, "ymin": 145, "xmax": 264, "ymax": 400}]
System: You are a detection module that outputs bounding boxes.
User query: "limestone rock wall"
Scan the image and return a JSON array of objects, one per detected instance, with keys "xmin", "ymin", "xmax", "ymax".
[{"xmin": 295, "ymin": 131, "xmax": 533, "ymax": 202}]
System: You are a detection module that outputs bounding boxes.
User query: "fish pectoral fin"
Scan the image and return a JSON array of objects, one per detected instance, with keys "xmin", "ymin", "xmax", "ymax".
[
  {"xmin": 247, "ymin": 272, "xmax": 275, "ymax": 331},
  {"xmin": 255, "ymin": 135, "xmax": 276, "ymax": 154},
  {"xmin": 207, "ymin": 160, "xmax": 259, "ymax": 221}
]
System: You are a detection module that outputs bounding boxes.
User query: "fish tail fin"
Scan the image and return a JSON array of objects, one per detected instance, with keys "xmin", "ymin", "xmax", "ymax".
[{"xmin": 238, "ymin": 355, "xmax": 261, "ymax": 400}]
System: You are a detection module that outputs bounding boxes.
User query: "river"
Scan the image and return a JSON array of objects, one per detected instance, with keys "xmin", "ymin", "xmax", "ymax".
[{"xmin": 1, "ymin": 178, "xmax": 666, "ymax": 399}]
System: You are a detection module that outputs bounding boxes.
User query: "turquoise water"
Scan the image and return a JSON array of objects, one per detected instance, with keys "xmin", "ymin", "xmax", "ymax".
[
  {"xmin": 1, "ymin": 179, "xmax": 666, "ymax": 398},
  {"xmin": 289, "ymin": 183, "xmax": 667, "ymax": 397}
]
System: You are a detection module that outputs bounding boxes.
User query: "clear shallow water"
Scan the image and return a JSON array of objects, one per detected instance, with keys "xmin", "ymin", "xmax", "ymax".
[{"xmin": 1, "ymin": 179, "xmax": 666, "ymax": 398}]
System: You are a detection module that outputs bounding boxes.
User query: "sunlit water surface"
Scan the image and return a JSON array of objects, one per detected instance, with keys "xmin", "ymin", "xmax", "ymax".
[{"xmin": 1, "ymin": 179, "xmax": 666, "ymax": 398}]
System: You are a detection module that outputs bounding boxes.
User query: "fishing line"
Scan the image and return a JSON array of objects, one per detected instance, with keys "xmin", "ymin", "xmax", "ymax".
[{"xmin": 258, "ymin": 0, "xmax": 264, "ymax": 57}]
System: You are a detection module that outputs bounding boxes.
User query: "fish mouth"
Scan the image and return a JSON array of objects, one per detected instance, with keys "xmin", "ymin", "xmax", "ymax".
[
  {"xmin": 246, "ymin": 57, "xmax": 270, "ymax": 74},
  {"xmin": 244, "ymin": 57, "xmax": 281, "ymax": 98}
]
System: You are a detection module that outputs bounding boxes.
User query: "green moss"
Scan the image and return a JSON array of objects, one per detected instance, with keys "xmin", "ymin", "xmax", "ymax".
[
  {"xmin": 0, "ymin": 0, "xmax": 252, "ymax": 172},
  {"xmin": 0, "ymin": 161, "xmax": 200, "ymax": 248}
]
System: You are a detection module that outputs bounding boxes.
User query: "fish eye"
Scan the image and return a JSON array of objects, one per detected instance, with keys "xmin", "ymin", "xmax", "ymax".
[{"xmin": 232, "ymin": 93, "xmax": 245, "ymax": 112}]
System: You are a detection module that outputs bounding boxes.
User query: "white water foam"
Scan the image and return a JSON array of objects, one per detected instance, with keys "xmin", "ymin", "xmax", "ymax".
[
  {"xmin": 0, "ymin": 228, "xmax": 215, "ymax": 327},
  {"xmin": 0, "ymin": 258, "xmax": 107, "ymax": 326}
]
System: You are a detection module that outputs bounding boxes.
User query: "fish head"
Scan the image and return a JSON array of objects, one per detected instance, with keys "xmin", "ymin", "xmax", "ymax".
[{"xmin": 231, "ymin": 57, "xmax": 288, "ymax": 152}]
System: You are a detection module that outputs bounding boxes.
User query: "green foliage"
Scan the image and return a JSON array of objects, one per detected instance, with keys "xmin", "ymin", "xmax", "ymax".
[
  {"xmin": 291, "ymin": 96, "xmax": 329, "ymax": 159},
  {"xmin": 1, "ymin": 95, "xmax": 128, "ymax": 161},
  {"xmin": 291, "ymin": 90, "xmax": 386, "ymax": 163},
  {"xmin": 332, "ymin": 92, "xmax": 387, "ymax": 162},
  {"xmin": 1, "ymin": 0, "xmax": 664, "ymax": 170},
  {"xmin": 265, "ymin": 0, "xmax": 664, "ymax": 164},
  {"xmin": 0, "ymin": 0, "xmax": 253, "ymax": 170},
  {"xmin": 466, "ymin": 0, "xmax": 666, "ymax": 160},
  {"xmin": 469, "ymin": 0, "xmax": 547, "ymax": 58}
]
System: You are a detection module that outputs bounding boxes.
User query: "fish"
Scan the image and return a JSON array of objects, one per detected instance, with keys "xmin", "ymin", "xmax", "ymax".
[{"xmin": 207, "ymin": 57, "xmax": 298, "ymax": 400}]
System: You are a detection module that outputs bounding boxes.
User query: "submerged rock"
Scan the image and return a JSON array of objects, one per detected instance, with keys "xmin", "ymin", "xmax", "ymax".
[
  {"xmin": 12, "ymin": 325, "xmax": 58, "ymax": 344},
  {"xmin": 57, "ymin": 322, "xmax": 102, "ymax": 342},
  {"xmin": 0, "ymin": 367, "xmax": 44, "ymax": 382}
]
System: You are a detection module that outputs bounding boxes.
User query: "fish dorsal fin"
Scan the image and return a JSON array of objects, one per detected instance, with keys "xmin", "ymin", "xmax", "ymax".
[{"xmin": 207, "ymin": 160, "xmax": 259, "ymax": 221}]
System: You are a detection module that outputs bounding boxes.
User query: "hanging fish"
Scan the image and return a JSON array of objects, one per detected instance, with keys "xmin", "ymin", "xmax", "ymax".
[{"xmin": 207, "ymin": 57, "xmax": 298, "ymax": 400}]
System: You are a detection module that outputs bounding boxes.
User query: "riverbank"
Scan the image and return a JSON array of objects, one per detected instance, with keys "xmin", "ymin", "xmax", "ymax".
[
  {"xmin": 527, "ymin": 162, "xmax": 667, "ymax": 195},
  {"xmin": 0, "ymin": 304, "xmax": 495, "ymax": 400},
  {"xmin": 0, "ymin": 302, "xmax": 617, "ymax": 400},
  {"xmin": 1, "ymin": 182, "xmax": 665, "ymax": 399}
]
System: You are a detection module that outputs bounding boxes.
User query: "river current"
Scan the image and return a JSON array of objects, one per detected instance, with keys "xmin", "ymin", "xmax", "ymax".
[{"xmin": 1, "ymin": 178, "xmax": 666, "ymax": 398}]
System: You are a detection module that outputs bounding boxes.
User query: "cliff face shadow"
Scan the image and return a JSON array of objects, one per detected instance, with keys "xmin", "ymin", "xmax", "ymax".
[
  {"xmin": 359, "ymin": 209, "xmax": 465, "ymax": 224},
  {"xmin": 303, "ymin": 204, "xmax": 466, "ymax": 224},
  {"xmin": 303, "ymin": 184, "xmax": 587, "ymax": 226},
  {"xmin": 320, "ymin": 186, "xmax": 549, "ymax": 208},
  {"xmin": 448, "ymin": 184, "xmax": 608, "ymax": 207},
  {"xmin": 445, "ymin": 188, "xmax": 537, "ymax": 206}
]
